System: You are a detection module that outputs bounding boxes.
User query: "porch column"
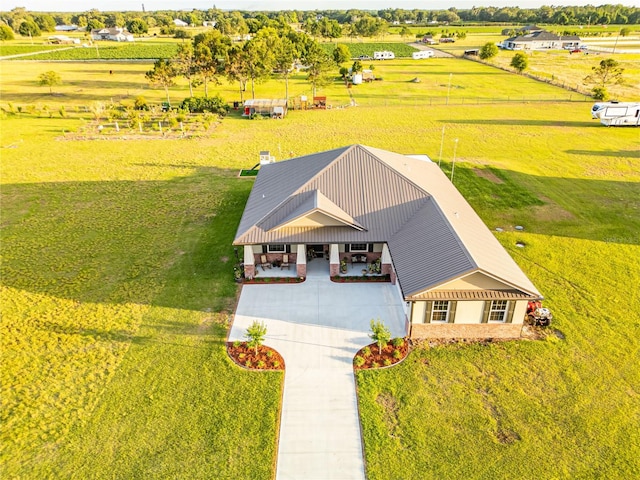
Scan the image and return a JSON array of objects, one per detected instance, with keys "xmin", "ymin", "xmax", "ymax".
[
  {"xmin": 244, "ymin": 246, "xmax": 256, "ymax": 279},
  {"xmin": 329, "ymin": 244, "xmax": 339, "ymax": 276},
  {"xmin": 296, "ymin": 244, "xmax": 306, "ymax": 278},
  {"xmin": 381, "ymin": 243, "xmax": 392, "ymax": 276}
]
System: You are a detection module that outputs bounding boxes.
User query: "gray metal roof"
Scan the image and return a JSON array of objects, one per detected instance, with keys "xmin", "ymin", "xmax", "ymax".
[{"xmin": 233, "ymin": 144, "xmax": 541, "ymax": 298}]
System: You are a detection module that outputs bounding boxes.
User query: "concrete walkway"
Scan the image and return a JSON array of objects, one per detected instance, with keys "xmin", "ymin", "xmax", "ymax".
[{"xmin": 230, "ymin": 259, "xmax": 407, "ymax": 480}]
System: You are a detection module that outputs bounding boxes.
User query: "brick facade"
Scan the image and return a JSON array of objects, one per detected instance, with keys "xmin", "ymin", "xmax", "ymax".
[
  {"xmin": 410, "ymin": 322, "xmax": 523, "ymax": 339},
  {"xmin": 297, "ymin": 263, "xmax": 306, "ymax": 278},
  {"xmin": 244, "ymin": 264, "xmax": 255, "ymax": 279}
]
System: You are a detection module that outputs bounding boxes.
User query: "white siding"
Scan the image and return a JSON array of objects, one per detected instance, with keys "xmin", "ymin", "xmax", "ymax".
[
  {"xmin": 512, "ymin": 300, "xmax": 527, "ymax": 325},
  {"xmin": 454, "ymin": 301, "xmax": 484, "ymax": 324},
  {"xmin": 411, "ymin": 301, "xmax": 426, "ymax": 323}
]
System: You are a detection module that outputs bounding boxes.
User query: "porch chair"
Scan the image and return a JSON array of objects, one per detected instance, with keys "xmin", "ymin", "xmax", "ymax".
[
  {"xmin": 281, "ymin": 254, "xmax": 290, "ymax": 270},
  {"xmin": 260, "ymin": 254, "xmax": 270, "ymax": 271}
]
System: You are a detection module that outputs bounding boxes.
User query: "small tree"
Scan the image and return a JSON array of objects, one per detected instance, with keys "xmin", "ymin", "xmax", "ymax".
[
  {"xmin": 400, "ymin": 26, "xmax": 412, "ymax": 39},
  {"xmin": 479, "ymin": 42, "xmax": 498, "ymax": 60},
  {"xmin": 584, "ymin": 58, "xmax": 624, "ymax": 88},
  {"xmin": 1, "ymin": 25, "xmax": 15, "ymax": 41},
  {"xmin": 245, "ymin": 321, "xmax": 267, "ymax": 355},
  {"xmin": 351, "ymin": 60, "xmax": 363, "ymax": 74},
  {"xmin": 369, "ymin": 319, "xmax": 391, "ymax": 355},
  {"xmin": 145, "ymin": 59, "xmax": 177, "ymax": 103},
  {"xmin": 332, "ymin": 44, "xmax": 351, "ymax": 65},
  {"xmin": 591, "ymin": 86, "xmax": 608, "ymax": 101},
  {"xmin": 18, "ymin": 20, "xmax": 41, "ymax": 37},
  {"xmin": 510, "ymin": 52, "xmax": 528, "ymax": 73},
  {"xmin": 127, "ymin": 18, "xmax": 148, "ymax": 35},
  {"xmin": 619, "ymin": 27, "xmax": 631, "ymax": 37},
  {"xmin": 38, "ymin": 71, "xmax": 61, "ymax": 94}
]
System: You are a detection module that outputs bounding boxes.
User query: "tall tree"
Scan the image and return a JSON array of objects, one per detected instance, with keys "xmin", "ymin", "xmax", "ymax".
[
  {"xmin": 193, "ymin": 29, "xmax": 230, "ymax": 97},
  {"xmin": 584, "ymin": 58, "xmax": 624, "ymax": 88},
  {"xmin": 145, "ymin": 59, "xmax": 177, "ymax": 103},
  {"xmin": 303, "ymin": 43, "xmax": 334, "ymax": 98},
  {"xmin": 18, "ymin": 20, "xmax": 40, "ymax": 37},
  {"xmin": 243, "ymin": 37, "xmax": 275, "ymax": 99},
  {"xmin": 273, "ymin": 36, "xmax": 297, "ymax": 104},
  {"xmin": 226, "ymin": 45, "xmax": 250, "ymax": 102},
  {"xmin": 333, "ymin": 44, "xmax": 351, "ymax": 65},
  {"xmin": 174, "ymin": 43, "xmax": 196, "ymax": 97}
]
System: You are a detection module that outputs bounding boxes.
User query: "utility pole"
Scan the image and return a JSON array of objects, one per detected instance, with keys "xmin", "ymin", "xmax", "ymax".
[
  {"xmin": 446, "ymin": 73, "xmax": 452, "ymax": 105},
  {"xmin": 438, "ymin": 125, "xmax": 445, "ymax": 167},
  {"xmin": 450, "ymin": 138, "xmax": 459, "ymax": 182}
]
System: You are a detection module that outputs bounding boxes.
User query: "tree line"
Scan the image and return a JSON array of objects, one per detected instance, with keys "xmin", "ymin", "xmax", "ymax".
[
  {"xmin": 144, "ymin": 26, "xmax": 340, "ymax": 105},
  {"xmin": 1, "ymin": 4, "xmax": 638, "ymax": 40}
]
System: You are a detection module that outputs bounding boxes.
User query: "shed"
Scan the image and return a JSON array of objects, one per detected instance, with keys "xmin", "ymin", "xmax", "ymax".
[{"xmin": 243, "ymin": 99, "xmax": 288, "ymax": 118}]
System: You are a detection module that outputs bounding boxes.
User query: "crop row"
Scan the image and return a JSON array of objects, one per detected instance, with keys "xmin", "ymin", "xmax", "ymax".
[
  {"xmin": 0, "ymin": 45, "xmax": 67, "ymax": 56},
  {"xmin": 15, "ymin": 43, "xmax": 179, "ymax": 61}
]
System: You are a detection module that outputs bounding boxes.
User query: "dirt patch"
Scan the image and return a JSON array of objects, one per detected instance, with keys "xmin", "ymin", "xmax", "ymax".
[
  {"xmin": 474, "ymin": 168, "xmax": 504, "ymax": 184},
  {"xmin": 376, "ymin": 392, "xmax": 400, "ymax": 437},
  {"xmin": 227, "ymin": 342, "xmax": 285, "ymax": 370},
  {"xmin": 496, "ymin": 428, "xmax": 521, "ymax": 444},
  {"xmin": 531, "ymin": 196, "xmax": 575, "ymax": 221},
  {"xmin": 354, "ymin": 340, "xmax": 409, "ymax": 369}
]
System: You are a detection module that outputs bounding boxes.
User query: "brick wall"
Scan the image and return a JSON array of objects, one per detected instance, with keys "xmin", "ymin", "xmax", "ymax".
[
  {"xmin": 244, "ymin": 264, "xmax": 255, "ymax": 279},
  {"xmin": 297, "ymin": 263, "xmax": 306, "ymax": 278},
  {"xmin": 411, "ymin": 322, "xmax": 523, "ymax": 339}
]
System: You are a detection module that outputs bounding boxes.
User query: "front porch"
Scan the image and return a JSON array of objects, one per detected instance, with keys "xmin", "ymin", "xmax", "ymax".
[{"xmin": 243, "ymin": 243, "xmax": 395, "ymax": 282}]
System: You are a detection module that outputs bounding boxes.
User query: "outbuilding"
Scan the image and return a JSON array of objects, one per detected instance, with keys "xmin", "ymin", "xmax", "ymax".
[{"xmin": 242, "ymin": 99, "xmax": 288, "ymax": 118}]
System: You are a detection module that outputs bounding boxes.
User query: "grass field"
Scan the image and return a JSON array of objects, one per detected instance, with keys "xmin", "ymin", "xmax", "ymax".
[{"xmin": 1, "ymin": 53, "xmax": 639, "ymax": 478}]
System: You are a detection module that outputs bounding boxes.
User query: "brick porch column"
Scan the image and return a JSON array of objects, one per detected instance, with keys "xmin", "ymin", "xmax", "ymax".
[
  {"xmin": 244, "ymin": 246, "xmax": 256, "ymax": 279},
  {"xmin": 329, "ymin": 243, "xmax": 339, "ymax": 276},
  {"xmin": 296, "ymin": 244, "xmax": 307, "ymax": 277}
]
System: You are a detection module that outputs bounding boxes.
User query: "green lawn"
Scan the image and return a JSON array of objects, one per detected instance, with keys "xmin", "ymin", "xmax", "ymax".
[{"xmin": 1, "ymin": 54, "xmax": 639, "ymax": 478}]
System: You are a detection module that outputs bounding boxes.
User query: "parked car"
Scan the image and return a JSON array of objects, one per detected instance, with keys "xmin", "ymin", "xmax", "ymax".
[
  {"xmin": 357, "ymin": 55, "xmax": 372, "ymax": 60},
  {"xmin": 439, "ymin": 37, "xmax": 455, "ymax": 43}
]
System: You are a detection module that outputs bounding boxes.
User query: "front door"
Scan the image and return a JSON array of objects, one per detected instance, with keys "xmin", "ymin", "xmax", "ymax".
[{"xmin": 307, "ymin": 244, "xmax": 326, "ymax": 260}]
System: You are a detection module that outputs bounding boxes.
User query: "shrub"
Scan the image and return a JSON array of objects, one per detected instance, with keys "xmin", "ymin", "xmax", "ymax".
[
  {"xmin": 134, "ymin": 96, "xmax": 149, "ymax": 110},
  {"xmin": 238, "ymin": 353, "xmax": 245, "ymax": 359},
  {"xmin": 257, "ymin": 360, "xmax": 265, "ymax": 368},
  {"xmin": 266, "ymin": 350, "xmax": 273, "ymax": 358},
  {"xmin": 479, "ymin": 42, "xmax": 498, "ymax": 60},
  {"xmin": 510, "ymin": 52, "xmax": 529, "ymax": 73},
  {"xmin": 384, "ymin": 359, "xmax": 392, "ymax": 366},
  {"xmin": 174, "ymin": 29, "xmax": 191, "ymax": 39},
  {"xmin": 0, "ymin": 25, "xmax": 15, "ymax": 41},
  {"xmin": 272, "ymin": 360, "xmax": 280, "ymax": 368},
  {"xmin": 592, "ymin": 86, "xmax": 609, "ymax": 101},
  {"xmin": 245, "ymin": 359, "xmax": 252, "ymax": 368},
  {"xmin": 180, "ymin": 96, "xmax": 229, "ymax": 115},
  {"xmin": 362, "ymin": 346, "xmax": 371, "ymax": 358},
  {"xmin": 392, "ymin": 337, "xmax": 405, "ymax": 347},
  {"xmin": 354, "ymin": 356, "xmax": 365, "ymax": 367},
  {"xmin": 371, "ymin": 361, "xmax": 379, "ymax": 368},
  {"xmin": 233, "ymin": 340, "xmax": 241, "ymax": 348},
  {"xmin": 393, "ymin": 349, "xmax": 402, "ymax": 359}
]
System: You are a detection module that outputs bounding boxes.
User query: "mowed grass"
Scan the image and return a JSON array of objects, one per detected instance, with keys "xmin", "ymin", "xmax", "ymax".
[{"xmin": 1, "ymin": 56, "xmax": 639, "ymax": 478}]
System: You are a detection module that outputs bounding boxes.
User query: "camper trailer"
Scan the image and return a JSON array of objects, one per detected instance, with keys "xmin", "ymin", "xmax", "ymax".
[
  {"xmin": 412, "ymin": 51, "xmax": 434, "ymax": 59},
  {"xmin": 592, "ymin": 102, "xmax": 640, "ymax": 126},
  {"xmin": 373, "ymin": 51, "xmax": 395, "ymax": 60}
]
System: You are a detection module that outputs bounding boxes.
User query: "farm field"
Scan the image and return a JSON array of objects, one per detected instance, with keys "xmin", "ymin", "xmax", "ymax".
[{"xmin": 1, "ymin": 53, "xmax": 639, "ymax": 478}]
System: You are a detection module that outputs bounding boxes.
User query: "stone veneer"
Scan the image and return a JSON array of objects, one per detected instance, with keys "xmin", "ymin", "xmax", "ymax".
[{"xmin": 410, "ymin": 322, "xmax": 523, "ymax": 339}]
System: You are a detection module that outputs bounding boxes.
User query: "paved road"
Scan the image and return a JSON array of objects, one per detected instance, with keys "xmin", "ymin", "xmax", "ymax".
[
  {"xmin": 409, "ymin": 41, "xmax": 455, "ymax": 58},
  {"xmin": 230, "ymin": 261, "xmax": 407, "ymax": 480}
]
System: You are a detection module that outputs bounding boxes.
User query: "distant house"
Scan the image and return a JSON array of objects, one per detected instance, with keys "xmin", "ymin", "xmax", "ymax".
[
  {"xmin": 502, "ymin": 30, "xmax": 581, "ymax": 50},
  {"xmin": 173, "ymin": 19, "xmax": 188, "ymax": 27},
  {"xmin": 55, "ymin": 24, "xmax": 78, "ymax": 32},
  {"xmin": 234, "ymin": 145, "xmax": 542, "ymax": 339},
  {"xmin": 47, "ymin": 35, "xmax": 80, "ymax": 45},
  {"xmin": 91, "ymin": 27, "xmax": 134, "ymax": 42},
  {"xmin": 202, "ymin": 20, "xmax": 217, "ymax": 27}
]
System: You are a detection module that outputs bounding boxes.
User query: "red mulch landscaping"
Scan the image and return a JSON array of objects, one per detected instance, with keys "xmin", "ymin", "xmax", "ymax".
[
  {"xmin": 243, "ymin": 277, "xmax": 304, "ymax": 284},
  {"xmin": 353, "ymin": 339, "xmax": 409, "ymax": 369},
  {"xmin": 226, "ymin": 342, "xmax": 285, "ymax": 370}
]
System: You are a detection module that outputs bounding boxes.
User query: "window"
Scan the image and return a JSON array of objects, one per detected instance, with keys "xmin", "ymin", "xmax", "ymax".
[
  {"xmin": 267, "ymin": 244, "xmax": 285, "ymax": 253},
  {"xmin": 488, "ymin": 300, "xmax": 508, "ymax": 322},
  {"xmin": 350, "ymin": 243, "xmax": 368, "ymax": 252},
  {"xmin": 430, "ymin": 301, "xmax": 450, "ymax": 322}
]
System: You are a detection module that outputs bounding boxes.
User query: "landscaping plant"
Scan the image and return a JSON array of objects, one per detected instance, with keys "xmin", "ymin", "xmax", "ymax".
[
  {"xmin": 245, "ymin": 320, "xmax": 267, "ymax": 355},
  {"xmin": 369, "ymin": 319, "xmax": 391, "ymax": 355}
]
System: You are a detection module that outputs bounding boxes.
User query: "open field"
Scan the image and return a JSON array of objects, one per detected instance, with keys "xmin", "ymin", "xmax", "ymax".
[{"xmin": 1, "ymin": 54, "xmax": 639, "ymax": 478}]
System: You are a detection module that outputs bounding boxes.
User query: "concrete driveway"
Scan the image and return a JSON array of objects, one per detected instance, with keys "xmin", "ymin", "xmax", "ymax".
[{"xmin": 230, "ymin": 261, "xmax": 407, "ymax": 480}]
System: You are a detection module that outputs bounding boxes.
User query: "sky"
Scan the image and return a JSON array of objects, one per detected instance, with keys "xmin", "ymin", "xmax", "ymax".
[{"xmin": 5, "ymin": 1, "xmax": 633, "ymax": 13}]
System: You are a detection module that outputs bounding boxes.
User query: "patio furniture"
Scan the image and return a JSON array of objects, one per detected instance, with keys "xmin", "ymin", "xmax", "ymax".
[
  {"xmin": 281, "ymin": 254, "xmax": 290, "ymax": 270},
  {"xmin": 260, "ymin": 255, "xmax": 271, "ymax": 270}
]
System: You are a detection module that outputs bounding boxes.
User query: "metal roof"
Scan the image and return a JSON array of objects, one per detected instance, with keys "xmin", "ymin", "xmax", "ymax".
[{"xmin": 233, "ymin": 145, "xmax": 541, "ymax": 298}]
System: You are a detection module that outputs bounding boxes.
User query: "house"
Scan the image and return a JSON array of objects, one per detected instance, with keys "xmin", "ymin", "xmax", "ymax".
[
  {"xmin": 173, "ymin": 19, "xmax": 188, "ymax": 27},
  {"xmin": 243, "ymin": 99, "xmax": 287, "ymax": 118},
  {"xmin": 55, "ymin": 24, "xmax": 78, "ymax": 31},
  {"xmin": 91, "ymin": 27, "xmax": 134, "ymax": 42},
  {"xmin": 502, "ymin": 30, "xmax": 581, "ymax": 50},
  {"xmin": 233, "ymin": 145, "xmax": 542, "ymax": 339},
  {"xmin": 501, "ymin": 25, "xmax": 543, "ymax": 36}
]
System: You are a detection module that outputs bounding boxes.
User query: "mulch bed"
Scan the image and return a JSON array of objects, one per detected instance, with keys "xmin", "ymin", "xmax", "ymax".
[
  {"xmin": 243, "ymin": 277, "xmax": 304, "ymax": 284},
  {"xmin": 331, "ymin": 274, "xmax": 391, "ymax": 283},
  {"xmin": 353, "ymin": 339, "xmax": 409, "ymax": 369},
  {"xmin": 226, "ymin": 342, "xmax": 285, "ymax": 370}
]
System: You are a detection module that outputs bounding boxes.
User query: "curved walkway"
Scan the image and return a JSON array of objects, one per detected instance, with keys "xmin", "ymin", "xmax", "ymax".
[{"xmin": 230, "ymin": 260, "xmax": 407, "ymax": 480}]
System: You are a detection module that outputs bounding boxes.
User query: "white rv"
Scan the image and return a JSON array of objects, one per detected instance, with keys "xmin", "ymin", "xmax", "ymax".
[
  {"xmin": 412, "ymin": 51, "xmax": 434, "ymax": 59},
  {"xmin": 373, "ymin": 51, "xmax": 395, "ymax": 60},
  {"xmin": 592, "ymin": 102, "xmax": 640, "ymax": 126}
]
